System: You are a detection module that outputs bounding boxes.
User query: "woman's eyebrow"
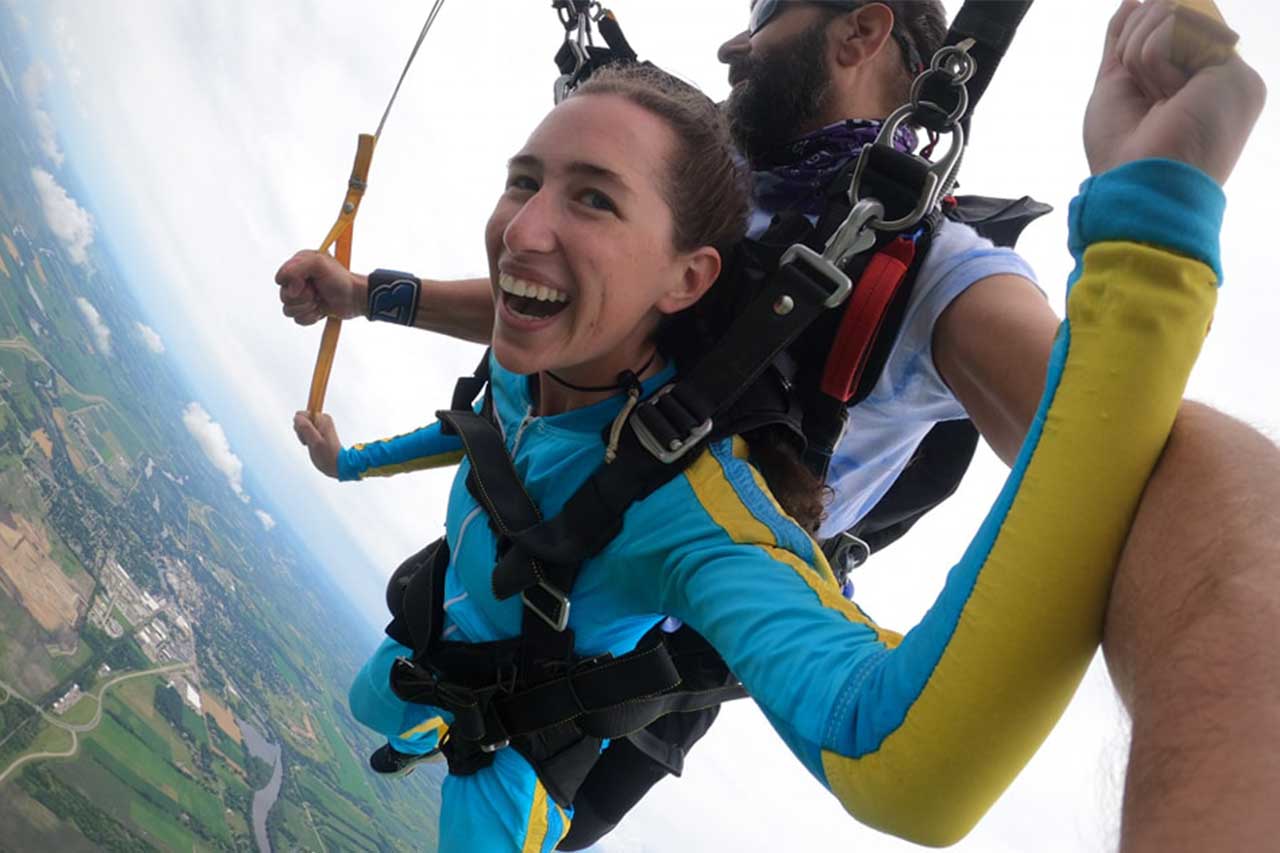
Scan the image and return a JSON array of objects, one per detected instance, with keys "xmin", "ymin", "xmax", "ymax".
[
  {"xmin": 507, "ymin": 154, "xmax": 541, "ymax": 171},
  {"xmin": 508, "ymin": 154, "xmax": 632, "ymax": 195},
  {"xmin": 565, "ymin": 161, "xmax": 630, "ymax": 193}
]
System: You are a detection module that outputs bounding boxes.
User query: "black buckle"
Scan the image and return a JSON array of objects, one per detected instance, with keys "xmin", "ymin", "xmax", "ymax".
[{"xmin": 522, "ymin": 579, "xmax": 571, "ymax": 632}]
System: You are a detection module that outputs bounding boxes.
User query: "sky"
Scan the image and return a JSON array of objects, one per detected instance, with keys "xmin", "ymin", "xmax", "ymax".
[{"xmin": 7, "ymin": 0, "xmax": 1279, "ymax": 850}]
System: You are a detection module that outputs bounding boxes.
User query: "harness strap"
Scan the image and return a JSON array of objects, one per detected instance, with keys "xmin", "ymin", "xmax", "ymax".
[
  {"xmin": 915, "ymin": 0, "xmax": 1035, "ymax": 136},
  {"xmin": 819, "ymin": 236, "xmax": 919, "ymax": 403}
]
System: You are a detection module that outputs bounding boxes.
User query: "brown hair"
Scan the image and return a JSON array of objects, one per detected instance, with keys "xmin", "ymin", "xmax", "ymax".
[
  {"xmin": 878, "ymin": 1, "xmax": 949, "ymax": 103},
  {"xmin": 572, "ymin": 65, "xmax": 829, "ymax": 532},
  {"xmin": 571, "ymin": 65, "xmax": 749, "ymax": 257}
]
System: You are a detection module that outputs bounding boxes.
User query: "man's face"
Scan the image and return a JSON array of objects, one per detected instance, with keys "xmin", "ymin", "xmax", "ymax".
[{"xmin": 721, "ymin": 4, "xmax": 836, "ymax": 164}]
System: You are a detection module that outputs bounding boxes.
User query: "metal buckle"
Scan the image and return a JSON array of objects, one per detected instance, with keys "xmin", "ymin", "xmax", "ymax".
[
  {"xmin": 480, "ymin": 738, "xmax": 510, "ymax": 753},
  {"xmin": 778, "ymin": 197, "xmax": 883, "ymax": 301},
  {"xmin": 629, "ymin": 385, "xmax": 714, "ymax": 464},
  {"xmin": 522, "ymin": 579, "xmax": 571, "ymax": 632}
]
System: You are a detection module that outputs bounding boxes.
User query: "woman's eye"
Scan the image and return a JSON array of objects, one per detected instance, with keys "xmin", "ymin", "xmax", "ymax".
[
  {"xmin": 579, "ymin": 189, "xmax": 617, "ymax": 214},
  {"xmin": 506, "ymin": 174, "xmax": 538, "ymax": 193}
]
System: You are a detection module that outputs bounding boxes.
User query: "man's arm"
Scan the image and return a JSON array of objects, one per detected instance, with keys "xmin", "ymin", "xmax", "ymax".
[
  {"xmin": 932, "ymin": 273, "xmax": 1059, "ymax": 466},
  {"xmin": 274, "ymin": 252, "xmax": 495, "ymax": 344}
]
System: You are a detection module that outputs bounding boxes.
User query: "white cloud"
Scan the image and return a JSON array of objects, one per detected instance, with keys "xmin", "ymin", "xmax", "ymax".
[
  {"xmin": 182, "ymin": 402, "xmax": 246, "ymax": 501},
  {"xmin": 255, "ymin": 509, "xmax": 276, "ymax": 530},
  {"xmin": 51, "ymin": 15, "xmax": 83, "ymax": 88},
  {"xmin": 20, "ymin": 62, "xmax": 64, "ymax": 166},
  {"xmin": 135, "ymin": 322, "xmax": 165, "ymax": 354},
  {"xmin": 30, "ymin": 168, "xmax": 94, "ymax": 266},
  {"xmin": 75, "ymin": 297, "xmax": 112, "ymax": 356},
  {"xmin": 2, "ymin": 0, "xmax": 29, "ymax": 34}
]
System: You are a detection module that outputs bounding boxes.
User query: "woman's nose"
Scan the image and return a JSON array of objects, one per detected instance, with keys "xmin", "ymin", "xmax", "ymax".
[{"xmin": 503, "ymin": 191, "xmax": 557, "ymax": 255}]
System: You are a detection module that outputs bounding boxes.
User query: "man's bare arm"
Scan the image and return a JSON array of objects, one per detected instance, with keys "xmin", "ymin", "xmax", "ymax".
[
  {"xmin": 274, "ymin": 251, "xmax": 495, "ymax": 344},
  {"xmin": 410, "ymin": 277, "xmax": 494, "ymax": 343},
  {"xmin": 931, "ymin": 273, "xmax": 1060, "ymax": 466}
]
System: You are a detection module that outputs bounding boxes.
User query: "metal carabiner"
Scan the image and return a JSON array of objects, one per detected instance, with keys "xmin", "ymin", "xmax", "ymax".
[
  {"xmin": 909, "ymin": 38, "xmax": 976, "ymax": 129},
  {"xmin": 553, "ymin": 3, "xmax": 592, "ymax": 103}
]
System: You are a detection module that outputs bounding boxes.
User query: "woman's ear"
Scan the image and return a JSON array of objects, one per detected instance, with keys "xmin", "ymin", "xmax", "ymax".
[{"xmin": 657, "ymin": 247, "xmax": 722, "ymax": 315}]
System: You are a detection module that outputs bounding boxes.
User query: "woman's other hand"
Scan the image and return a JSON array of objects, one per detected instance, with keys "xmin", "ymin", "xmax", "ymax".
[
  {"xmin": 275, "ymin": 250, "xmax": 369, "ymax": 325},
  {"xmin": 293, "ymin": 411, "xmax": 342, "ymax": 478},
  {"xmin": 1084, "ymin": 0, "xmax": 1266, "ymax": 183}
]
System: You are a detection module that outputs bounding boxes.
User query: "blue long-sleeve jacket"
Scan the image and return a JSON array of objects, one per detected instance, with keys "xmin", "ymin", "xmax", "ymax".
[{"xmin": 344, "ymin": 161, "xmax": 1224, "ymax": 851}]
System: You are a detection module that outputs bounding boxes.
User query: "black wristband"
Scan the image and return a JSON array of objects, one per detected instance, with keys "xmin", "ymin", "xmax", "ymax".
[{"xmin": 367, "ymin": 269, "xmax": 422, "ymax": 325}]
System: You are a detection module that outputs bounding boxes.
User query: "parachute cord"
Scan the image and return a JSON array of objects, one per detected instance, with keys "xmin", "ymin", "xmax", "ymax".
[
  {"xmin": 604, "ymin": 385, "xmax": 641, "ymax": 464},
  {"xmin": 374, "ymin": 0, "xmax": 449, "ymax": 141}
]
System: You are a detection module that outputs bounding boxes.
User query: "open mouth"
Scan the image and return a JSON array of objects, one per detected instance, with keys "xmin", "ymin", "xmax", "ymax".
[{"xmin": 499, "ymin": 272, "xmax": 571, "ymax": 320}]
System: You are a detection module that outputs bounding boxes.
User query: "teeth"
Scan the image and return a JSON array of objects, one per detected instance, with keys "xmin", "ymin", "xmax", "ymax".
[{"xmin": 499, "ymin": 273, "xmax": 569, "ymax": 303}]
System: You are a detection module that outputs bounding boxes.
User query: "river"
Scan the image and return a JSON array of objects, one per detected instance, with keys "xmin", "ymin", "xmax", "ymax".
[{"xmin": 237, "ymin": 717, "xmax": 283, "ymax": 853}]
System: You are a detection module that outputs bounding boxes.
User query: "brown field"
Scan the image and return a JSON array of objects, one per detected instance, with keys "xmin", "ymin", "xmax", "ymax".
[
  {"xmin": 50, "ymin": 408, "xmax": 86, "ymax": 473},
  {"xmin": 289, "ymin": 711, "xmax": 318, "ymax": 743},
  {"xmin": 32, "ymin": 256, "xmax": 47, "ymax": 286},
  {"xmin": 30, "ymin": 428, "xmax": 52, "ymax": 459},
  {"xmin": 0, "ymin": 247, "xmax": 8, "ymax": 277},
  {"xmin": 202, "ymin": 690, "xmax": 241, "ymax": 744},
  {"xmin": 0, "ymin": 513, "xmax": 89, "ymax": 632},
  {"xmin": 2, "ymin": 233, "xmax": 17, "ymax": 263}
]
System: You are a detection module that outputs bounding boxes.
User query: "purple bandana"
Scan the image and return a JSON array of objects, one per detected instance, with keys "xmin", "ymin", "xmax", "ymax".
[{"xmin": 751, "ymin": 119, "xmax": 918, "ymax": 224}]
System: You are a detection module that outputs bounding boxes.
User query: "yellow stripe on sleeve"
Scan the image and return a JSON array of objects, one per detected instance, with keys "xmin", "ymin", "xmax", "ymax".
[
  {"xmin": 820, "ymin": 241, "xmax": 1217, "ymax": 845},
  {"xmin": 683, "ymin": 441, "xmax": 901, "ymax": 647},
  {"xmin": 520, "ymin": 781, "xmax": 552, "ymax": 853},
  {"xmin": 361, "ymin": 449, "xmax": 466, "ymax": 479},
  {"xmin": 397, "ymin": 715, "xmax": 449, "ymax": 742}
]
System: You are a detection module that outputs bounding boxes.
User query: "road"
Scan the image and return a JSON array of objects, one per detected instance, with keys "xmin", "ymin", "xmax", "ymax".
[{"xmin": 0, "ymin": 660, "xmax": 192, "ymax": 784}]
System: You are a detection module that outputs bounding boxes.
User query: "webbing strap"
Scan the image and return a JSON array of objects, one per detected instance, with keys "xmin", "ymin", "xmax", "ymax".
[
  {"xmin": 938, "ymin": 0, "xmax": 1034, "ymax": 135},
  {"xmin": 819, "ymin": 237, "xmax": 917, "ymax": 402},
  {"xmin": 307, "ymin": 135, "xmax": 375, "ymax": 417},
  {"xmin": 304, "ymin": 2, "xmax": 448, "ymax": 417}
]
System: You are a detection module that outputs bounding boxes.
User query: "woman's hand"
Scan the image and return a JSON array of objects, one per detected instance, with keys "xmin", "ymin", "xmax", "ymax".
[
  {"xmin": 293, "ymin": 411, "xmax": 342, "ymax": 478},
  {"xmin": 1084, "ymin": 0, "xmax": 1266, "ymax": 183},
  {"xmin": 275, "ymin": 250, "xmax": 368, "ymax": 326}
]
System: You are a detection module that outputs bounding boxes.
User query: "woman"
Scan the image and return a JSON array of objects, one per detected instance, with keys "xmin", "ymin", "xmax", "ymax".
[{"xmin": 291, "ymin": 64, "xmax": 1224, "ymax": 851}]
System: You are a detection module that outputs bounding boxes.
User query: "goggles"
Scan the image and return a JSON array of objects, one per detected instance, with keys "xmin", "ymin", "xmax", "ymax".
[{"xmin": 747, "ymin": 0, "xmax": 924, "ymax": 74}]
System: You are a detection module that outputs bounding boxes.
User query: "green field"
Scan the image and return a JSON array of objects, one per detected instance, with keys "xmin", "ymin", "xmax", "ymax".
[
  {"xmin": 84, "ymin": 714, "xmax": 229, "ymax": 842},
  {"xmin": 315, "ymin": 708, "xmax": 374, "ymax": 796},
  {"xmin": 28, "ymin": 720, "xmax": 73, "ymax": 754},
  {"xmin": 294, "ymin": 766, "xmax": 382, "ymax": 846},
  {"xmin": 0, "ymin": 586, "xmax": 62, "ymax": 697},
  {"xmin": 102, "ymin": 698, "xmax": 173, "ymax": 762},
  {"xmin": 60, "ymin": 694, "xmax": 98, "ymax": 726},
  {"xmin": 0, "ymin": 781, "xmax": 101, "ymax": 853},
  {"xmin": 128, "ymin": 795, "xmax": 199, "ymax": 852},
  {"xmin": 46, "ymin": 639, "xmax": 93, "ymax": 683}
]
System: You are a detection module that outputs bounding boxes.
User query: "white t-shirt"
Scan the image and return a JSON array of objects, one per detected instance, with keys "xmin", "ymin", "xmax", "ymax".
[{"xmin": 812, "ymin": 218, "xmax": 1040, "ymax": 539}]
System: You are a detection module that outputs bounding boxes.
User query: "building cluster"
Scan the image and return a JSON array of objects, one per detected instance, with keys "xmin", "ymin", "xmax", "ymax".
[
  {"xmin": 85, "ymin": 558, "xmax": 195, "ymax": 663},
  {"xmin": 51, "ymin": 683, "xmax": 82, "ymax": 715}
]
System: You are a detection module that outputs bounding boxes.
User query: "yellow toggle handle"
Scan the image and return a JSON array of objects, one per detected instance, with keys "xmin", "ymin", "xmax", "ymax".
[
  {"xmin": 1171, "ymin": 0, "xmax": 1239, "ymax": 71},
  {"xmin": 307, "ymin": 133, "xmax": 377, "ymax": 418}
]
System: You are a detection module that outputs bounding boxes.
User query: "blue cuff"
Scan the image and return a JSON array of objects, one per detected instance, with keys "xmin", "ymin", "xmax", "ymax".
[
  {"xmin": 1069, "ymin": 159, "xmax": 1226, "ymax": 284},
  {"xmin": 336, "ymin": 447, "xmax": 360, "ymax": 481}
]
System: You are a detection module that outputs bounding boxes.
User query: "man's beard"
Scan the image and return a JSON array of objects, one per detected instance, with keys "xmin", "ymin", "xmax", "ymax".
[{"xmin": 725, "ymin": 19, "xmax": 833, "ymax": 166}]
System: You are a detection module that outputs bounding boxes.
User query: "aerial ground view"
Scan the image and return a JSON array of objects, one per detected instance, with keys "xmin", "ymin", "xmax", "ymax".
[{"xmin": 0, "ymin": 8, "xmax": 444, "ymax": 852}]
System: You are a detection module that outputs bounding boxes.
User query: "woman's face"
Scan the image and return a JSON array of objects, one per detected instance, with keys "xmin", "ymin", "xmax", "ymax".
[{"xmin": 485, "ymin": 93, "xmax": 719, "ymax": 379}]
